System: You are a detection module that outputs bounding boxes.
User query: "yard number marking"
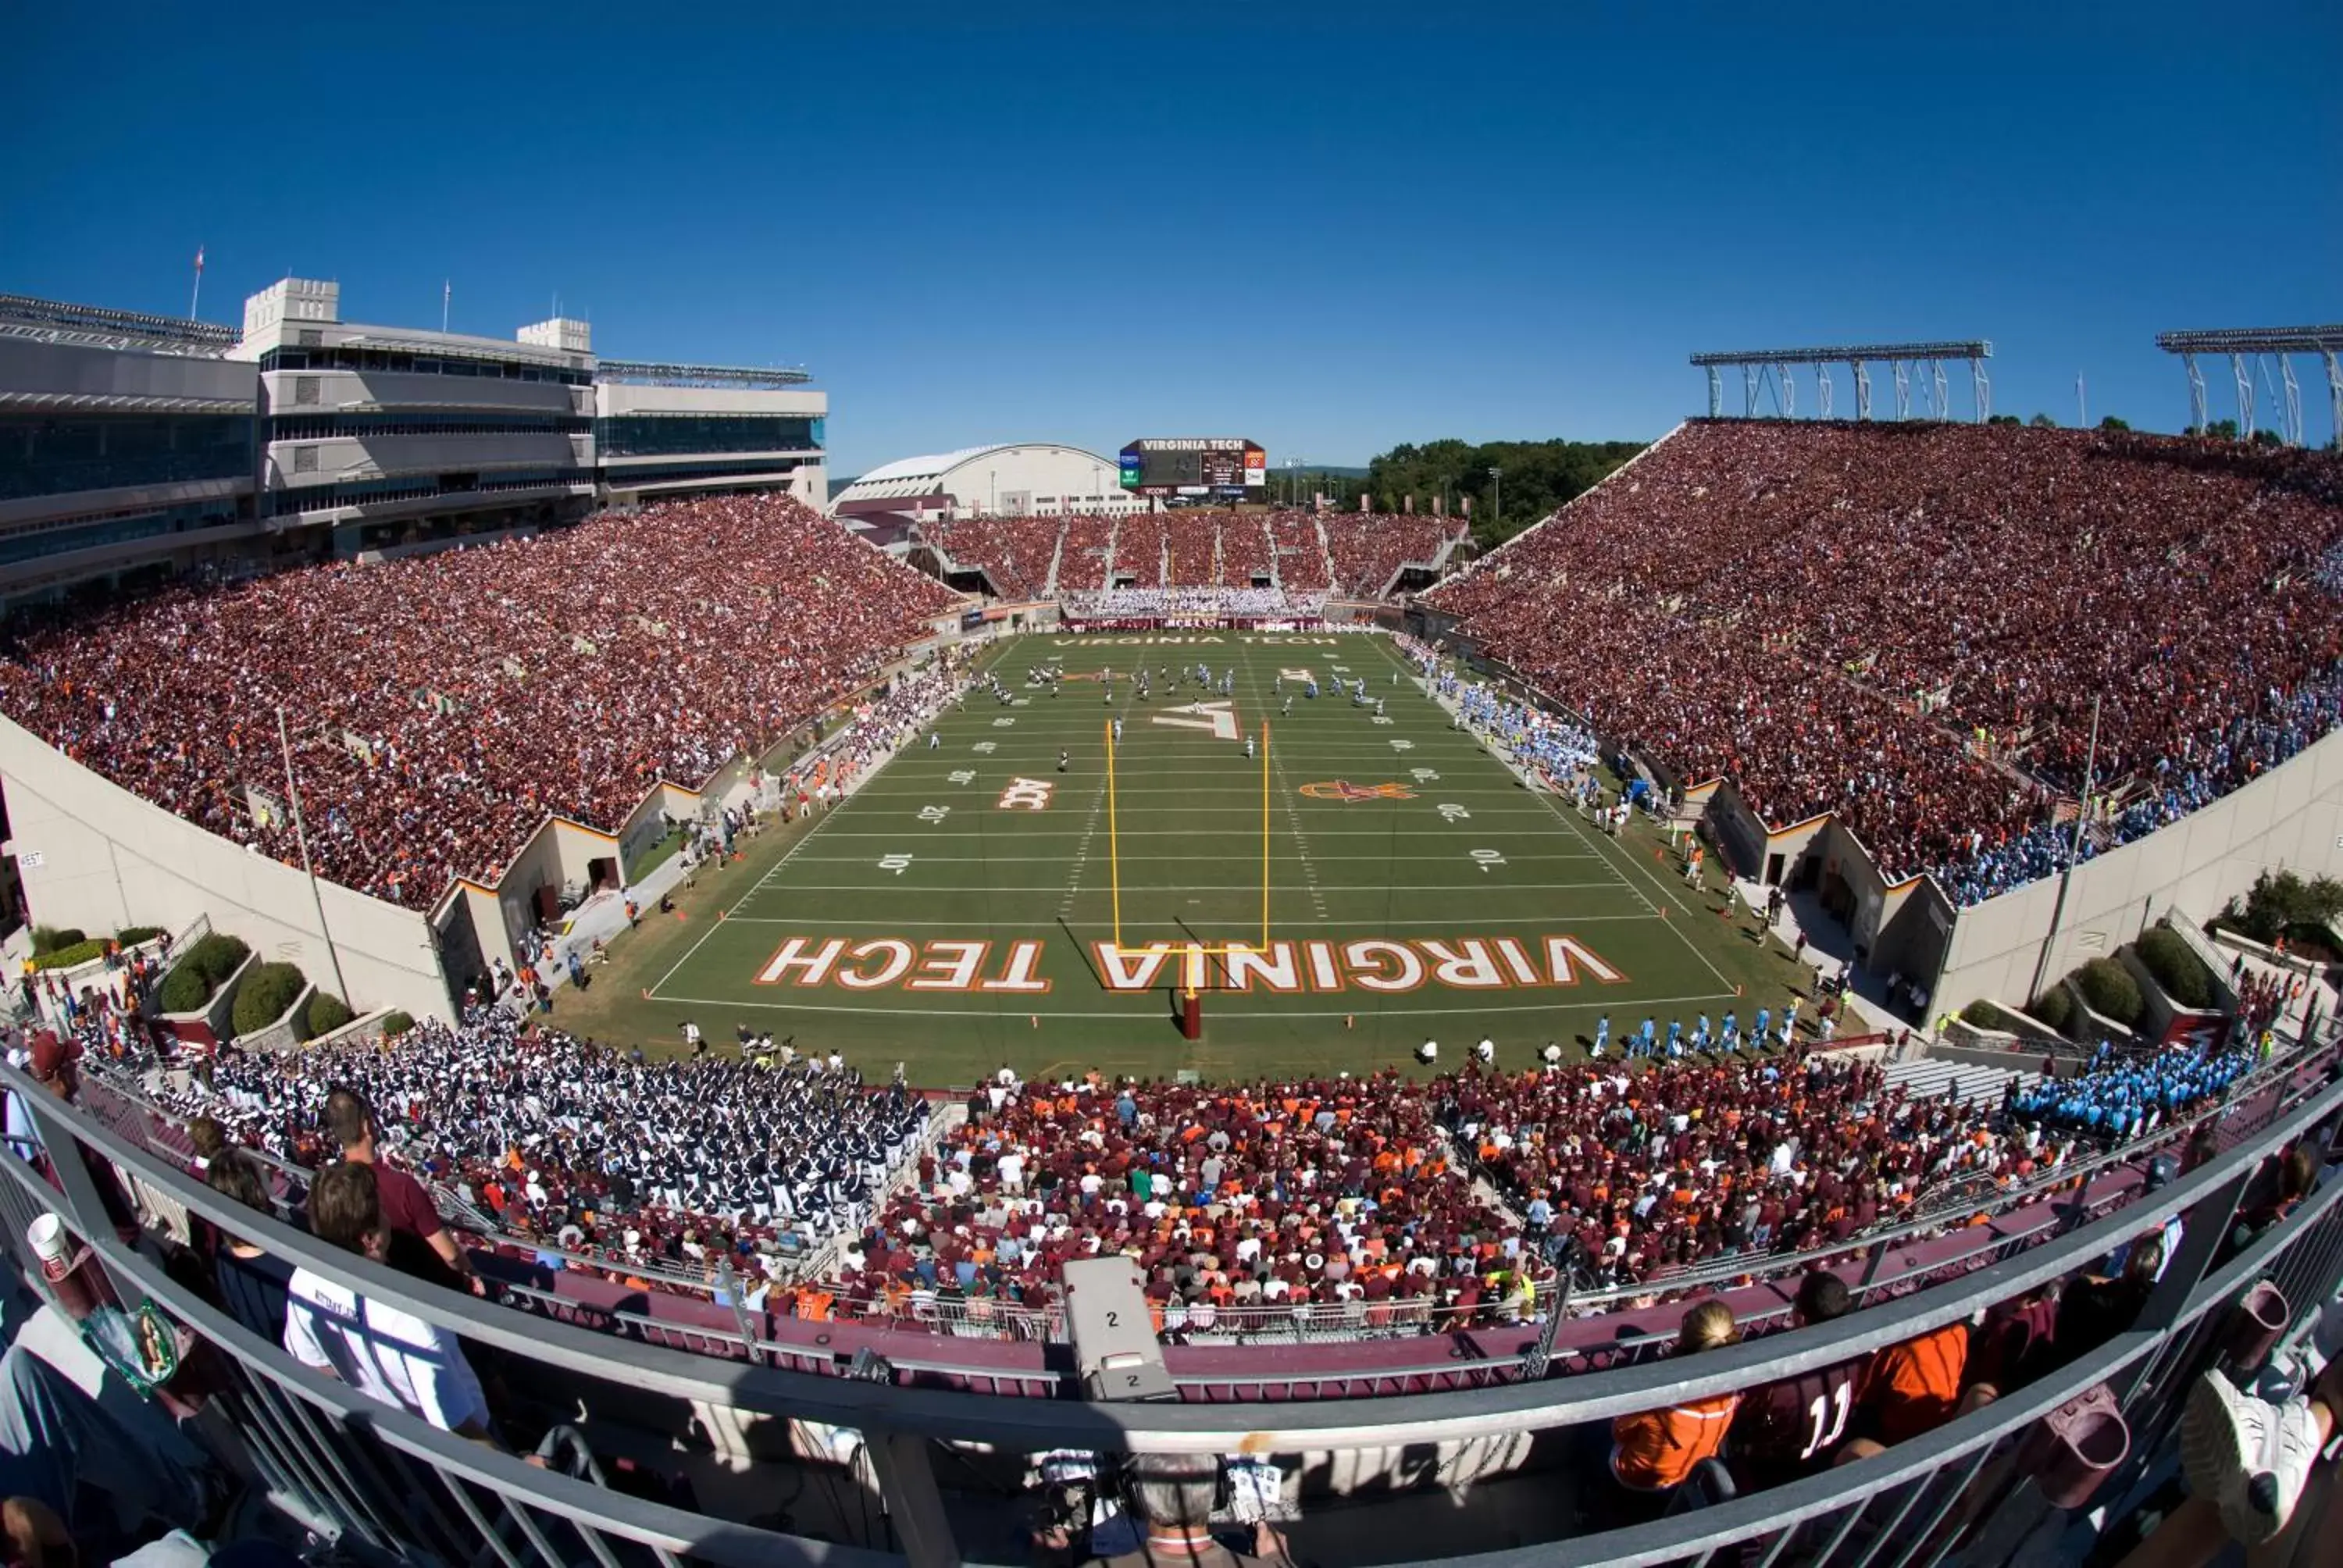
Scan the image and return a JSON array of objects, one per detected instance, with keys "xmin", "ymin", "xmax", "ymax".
[
  {"xmin": 1439, "ymin": 803, "xmax": 1471, "ymax": 821},
  {"xmin": 1390, "ymin": 739, "xmax": 1414, "ymax": 752},
  {"xmin": 918, "ymin": 805, "xmax": 952, "ymax": 824},
  {"xmin": 993, "ymin": 717, "xmax": 1017, "ymax": 727},
  {"xmin": 972, "ymin": 742, "xmax": 997, "ymax": 754},
  {"xmin": 1471, "ymin": 849, "xmax": 1507, "ymax": 871},
  {"xmin": 1410, "ymin": 768, "xmax": 1441, "ymax": 782},
  {"xmin": 878, "ymin": 853, "xmax": 915, "ymax": 875},
  {"xmin": 948, "ymin": 769, "xmax": 976, "ymax": 786},
  {"xmin": 1154, "ymin": 700, "xmax": 1241, "ymax": 741}
]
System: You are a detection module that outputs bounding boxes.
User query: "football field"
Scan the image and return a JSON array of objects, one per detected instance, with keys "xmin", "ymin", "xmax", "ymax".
[{"xmin": 647, "ymin": 632, "xmax": 1777, "ymax": 1081}]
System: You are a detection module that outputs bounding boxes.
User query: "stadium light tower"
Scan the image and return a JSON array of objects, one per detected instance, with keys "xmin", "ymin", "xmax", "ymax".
[
  {"xmin": 1486, "ymin": 465, "xmax": 1501, "ymax": 532},
  {"xmin": 2153, "ymin": 325, "xmax": 2343, "ymax": 447},
  {"xmin": 1690, "ymin": 341, "xmax": 1993, "ymax": 422}
]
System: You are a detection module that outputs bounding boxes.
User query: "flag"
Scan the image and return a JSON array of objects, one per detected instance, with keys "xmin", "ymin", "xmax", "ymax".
[{"xmin": 2052, "ymin": 798, "xmax": 2081, "ymax": 824}]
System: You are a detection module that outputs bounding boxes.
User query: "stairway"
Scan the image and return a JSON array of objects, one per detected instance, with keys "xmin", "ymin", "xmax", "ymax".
[{"xmin": 1884, "ymin": 1056, "xmax": 2039, "ymax": 1112}]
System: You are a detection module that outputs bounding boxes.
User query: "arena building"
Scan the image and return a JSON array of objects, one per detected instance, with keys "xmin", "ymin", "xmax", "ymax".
[
  {"xmin": 829, "ymin": 441, "xmax": 1148, "ymax": 540},
  {"xmin": 0, "ymin": 278, "xmax": 828, "ymax": 601}
]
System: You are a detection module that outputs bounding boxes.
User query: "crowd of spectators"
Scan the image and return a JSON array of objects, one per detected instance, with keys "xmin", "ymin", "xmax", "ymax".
[
  {"xmin": 1323, "ymin": 514, "xmax": 1469, "ymax": 597},
  {"xmin": 1061, "ymin": 586, "xmax": 1325, "ymax": 621},
  {"xmin": 1162, "ymin": 509, "xmax": 1220, "ymax": 586},
  {"xmin": 1111, "ymin": 511, "xmax": 1168, "ymax": 589},
  {"xmin": 0, "ymin": 495, "xmax": 959, "ymax": 909},
  {"xmin": 1056, "ymin": 514, "xmax": 1113, "ymax": 591},
  {"xmin": 1426, "ymin": 422, "xmax": 2343, "ymax": 900},
  {"xmin": 911, "ymin": 511, "xmax": 1469, "ymax": 604},
  {"xmin": 150, "ymin": 1010, "xmax": 933, "ymax": 1285},
  {"xmin": 829, "ymin": 1067, "xmax": 1532, "ymax": 1331},
  {"xmin": 923, "ymin": 513, "xmax": 1060, "ymax": 600},
  {"xmin": 1270, "ymin": 511, "xmax": 1333, "ymax": 589},
  {"xmin": 1218, "ymin": 514, "xmax": 1276, "ymax": 585},
  {"xmin": 1442, "ymin": 1053, "xmax": 2050, "ymax": 1288}
]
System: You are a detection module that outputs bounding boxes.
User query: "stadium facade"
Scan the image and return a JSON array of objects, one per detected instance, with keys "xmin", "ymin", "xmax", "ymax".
[{"xmin": 0, "ymin": 280, "xmax": 827, "ymax": 605}]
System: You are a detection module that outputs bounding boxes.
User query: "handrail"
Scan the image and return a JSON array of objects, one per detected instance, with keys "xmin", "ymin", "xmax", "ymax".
[
  {"xmin": 11, "ymin": 1052, "xmax": 2338, "ymax": 1452},
  {"xmin": 0, "ymin": 1149, "xmax": 915, "ymax": 1568}
]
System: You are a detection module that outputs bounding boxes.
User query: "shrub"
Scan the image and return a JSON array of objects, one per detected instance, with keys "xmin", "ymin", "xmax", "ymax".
[
  {"xmin": 182, "ymin": 933, "xmax": 251, "ymax": 989},
  {"xmin": 115, "ymin": 925, "xmax": 163, "ymax": 946},
  {"xmin": 1961, "ymin": 999, "xmax": 2012, "ymax": 1032},
  {"xmin": 2030, "ymin": 985, "xmax": 2076, "ymax": 1032},
  {"xmin": 230, "ymin": 962, "xmax": 306, "ymax": 1036},
  {"xmin": 379, "ymin": 1010, "xmax": 415, "ymax": 1039},
  {"xmin": 156, "ymin": 966, "xmax": 210, "ymax": 1014},
  {"xmin": 157, "ymin": 932, "xmax": 251, "ymax": 1014},
  {"xmin": 302, "ymin": 992, "xmax": 353, "ymax": 1041},
  {"xmin": 29, "ymin": 926, "xmax": 85, "ymax": 956},
  {"xmin": 2136, "ymin": 926, "xmax": 2214, "ymax": 1009},
  {"xmin": 2072, "ymin": 958, "xmax": 2143, "ymax": 1028},
  {"xmin": 2220, "ymin": 870, "xmax": 2343, "ymax": 945},
  {"xmin": 27, "ymin": 939, "xmax": 108, "ymax": 972}
]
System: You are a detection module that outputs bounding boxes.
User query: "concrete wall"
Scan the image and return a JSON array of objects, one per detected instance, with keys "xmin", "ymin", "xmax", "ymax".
[
  {"xmin": 1935, "ymin": 725, "xmax": 2343, "ymax": 1018},
  {"xmin": 0, "ymin": 717, "xmax": 450, "ymax": 1021}
]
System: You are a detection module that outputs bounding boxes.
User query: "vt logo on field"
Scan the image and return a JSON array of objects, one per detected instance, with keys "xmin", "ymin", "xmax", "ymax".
[
  {"xmin": 997, "ymin": 777, "xmax": 1056, "ymax": 811},
  {"xmin": 1152, "ymin": 700, "xmax": 1240, "ymax": 741},
  {"xmin": 1298, "ymin": 780, "xmax": 1418, "ymax": 801}
]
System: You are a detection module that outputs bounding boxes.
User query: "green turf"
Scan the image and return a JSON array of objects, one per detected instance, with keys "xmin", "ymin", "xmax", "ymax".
[{"xmin": 604, "ymin": 632, "xmax": 1806, "ymax": 1083}]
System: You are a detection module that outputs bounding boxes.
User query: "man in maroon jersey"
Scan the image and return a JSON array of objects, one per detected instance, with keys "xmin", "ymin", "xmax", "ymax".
[{"xmin": 1729, "ymin": 1271, "xmax": 1869, "ymax": 1491}]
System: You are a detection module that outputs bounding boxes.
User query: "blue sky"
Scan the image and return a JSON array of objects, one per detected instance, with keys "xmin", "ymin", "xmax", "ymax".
[{"xmin": 5, "ymin": 2, "xmax": 2338, "ymax": 472}]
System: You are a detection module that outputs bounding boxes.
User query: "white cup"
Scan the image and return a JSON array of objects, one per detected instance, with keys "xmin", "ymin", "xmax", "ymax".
[{"xmin": 26, "ymin": 1213, "xmax": 70, "ymax": 1271}]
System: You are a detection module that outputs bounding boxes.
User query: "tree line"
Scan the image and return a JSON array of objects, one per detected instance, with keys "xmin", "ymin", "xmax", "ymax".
[{"xmin": 1328, "ymin": 438, "xmax": 1646, "ymax": 549}]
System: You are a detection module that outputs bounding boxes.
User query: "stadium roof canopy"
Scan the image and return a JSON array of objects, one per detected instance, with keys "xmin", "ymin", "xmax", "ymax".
[{"xmin": 832, "ymin": 442, "xmax": 1120, "ymax": 509}]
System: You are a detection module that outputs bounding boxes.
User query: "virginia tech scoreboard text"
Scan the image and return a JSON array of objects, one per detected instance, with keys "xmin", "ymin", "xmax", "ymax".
[{"xmin": 1118, "ymin": 438, "xmax": 1268, "ymax": 498}]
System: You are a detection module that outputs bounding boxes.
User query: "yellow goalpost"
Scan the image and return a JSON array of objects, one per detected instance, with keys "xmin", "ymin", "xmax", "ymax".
[{"xmin": 1103, "ymin": 715, "xmax": 1271, "ymax": 964}]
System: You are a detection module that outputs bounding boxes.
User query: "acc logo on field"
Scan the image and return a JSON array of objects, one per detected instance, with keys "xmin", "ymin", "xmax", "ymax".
[
  {"xmin": 1299, "ymin": 780, "xmax": 1417, "ymax": 801},
  {"xmin": 998, "ymin": 777, "xmax": 1056, "ymax": 811}
]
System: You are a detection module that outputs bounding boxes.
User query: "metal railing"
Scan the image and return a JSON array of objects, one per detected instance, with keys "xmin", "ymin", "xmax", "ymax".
[{"xmin": 5, "ymin": 1054, "xmax": 2340, "ymax": 1568}]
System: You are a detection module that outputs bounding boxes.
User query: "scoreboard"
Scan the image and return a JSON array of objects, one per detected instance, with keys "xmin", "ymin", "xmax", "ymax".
[{"xmin": 1118, "ymin": 437, "xmax": 1267, "ymax": 498}]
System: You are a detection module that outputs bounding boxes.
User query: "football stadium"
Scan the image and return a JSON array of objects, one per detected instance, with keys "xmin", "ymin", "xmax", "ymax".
[{"xmin": 7, "ymin": 40, "xmax": 2343, "ymax": 1565}]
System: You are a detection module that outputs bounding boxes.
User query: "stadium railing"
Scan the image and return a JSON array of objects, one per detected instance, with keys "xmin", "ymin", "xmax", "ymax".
[{"xmin": 5, "ymin": 1052, "xmax": 2341, "ymax": 1568}]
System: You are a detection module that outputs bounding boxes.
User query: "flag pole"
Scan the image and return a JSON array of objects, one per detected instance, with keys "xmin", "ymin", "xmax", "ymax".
[
  {"xmin": 442, "ymin": 280, "xmax": 451, "ymax": 334},
  {"xmin": 189, "ymin": 246, "xmax": 205, "ymax": 320}
]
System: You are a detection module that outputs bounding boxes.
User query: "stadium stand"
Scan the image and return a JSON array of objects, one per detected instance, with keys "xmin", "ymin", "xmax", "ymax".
[
  {"xmin": 1426, "ymin": 422, "xmax": 2343, "ymax": 901},
  {"xmin": 0, "ymin": 495, "xmax": 958, "ymax": 910},
  {"xmin": 1056, "ymin": 512, "xmax": 1112, "ymax": 590},
  {"xmin": 106, "ymin": 985, "xmax": 2280, "ymax": 1352},
  {"xmin": 923, "ymin": 513, "xmax": 1059, "ymax": 599},
  {"xmin": 1270, "ymin": 511, "xmax": 1333, "ymax": 590},
  {"xmin": 1113, "ymin": 510, "xmax": 1168, "ymax": 588},
  {"xmin": 1162, "ymin": 509, "xmax": 1221, "ymax": 586},
  {"xmin": 1218, "ymin": 513, "xmax": 1275, "ymax": 586},
  {"xmin": 1323, "ymin": 513, "xmax": 1470, "ymax": 597},
  {"xmin": 12, "ymin": 1034, "xmax": 2342, "ymax": 1567}
]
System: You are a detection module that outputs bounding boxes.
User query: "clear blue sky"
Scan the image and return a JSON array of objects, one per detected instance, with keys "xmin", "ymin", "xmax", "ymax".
[{"xmin": 7, "ymin": 2, "xmax": 2338, "ymax": 472}]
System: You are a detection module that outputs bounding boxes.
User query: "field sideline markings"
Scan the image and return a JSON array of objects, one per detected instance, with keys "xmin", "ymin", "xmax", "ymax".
[
  {"xmin": 648, "ymin": 758, "xmax": 876, "ymax": 996},
  {"xmin": 1431, "ymin": 664, "xmax": 1749, "ymax": 1000}
]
